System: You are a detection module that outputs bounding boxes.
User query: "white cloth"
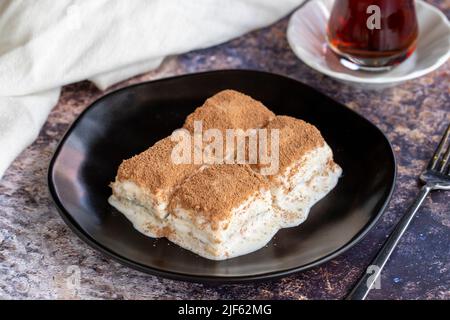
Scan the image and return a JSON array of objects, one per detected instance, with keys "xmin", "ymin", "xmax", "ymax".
[{"xmin": 0, "ymin": 0, "xmax": 304, "ymax": 179}]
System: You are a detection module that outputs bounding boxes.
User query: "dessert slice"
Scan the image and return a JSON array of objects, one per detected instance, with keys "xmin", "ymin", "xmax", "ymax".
[
  {"xmin": 109, "ymin": 137, "xmax": 201, "ymax": 237},
  {"xmin": 183, "ymin": 89, "xmax": 275, "ymax": 132},
  {"xmin": 109, "ymin": 90, "xmax": 275, "ymax": 241},
  {"xmin": 108, "ymin": 90, "xmax": 343, "ymax": 261},
  {"xmin": 183, "ymin": 89, "xmax": 275, "ymax": 164},
  {"xmin": 167, "ymin": 165, "xmax": 277, "ymax": 260},
  {"xmin": 255, "ymin": 116, "xmax": 342, "ymax": 227}
]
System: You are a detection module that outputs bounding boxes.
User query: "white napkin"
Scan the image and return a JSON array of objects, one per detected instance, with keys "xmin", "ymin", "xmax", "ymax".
[{"xmin": 0, "ymin": 0, "xmax": 304, "ymax": 179}]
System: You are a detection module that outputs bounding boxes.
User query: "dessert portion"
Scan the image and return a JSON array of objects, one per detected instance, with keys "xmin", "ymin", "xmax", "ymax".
[
  {"xmin": 109, "ymin": 90, "xmax": 275, "ymax": 237},
  {"xmin": 109, "ymin": 137, "xmax": 201, "ymax": 236},
  {"xmin": 183, "ymin": 90, "xmax": 276, "ymax": 164},
  {"xmin": 255, "ymin": 116, "xmax": 342, "ymax": 227},
  {"xmin": 168, "ymin": 165, "xmax": 277, "ymax": 260},
  {"xmin": 183, "ymin": 89, "xmax": 275, "ymax": 132},
  {"xmin": 109, "ymin": 89, "xmax": 342, "ymax": 260}
]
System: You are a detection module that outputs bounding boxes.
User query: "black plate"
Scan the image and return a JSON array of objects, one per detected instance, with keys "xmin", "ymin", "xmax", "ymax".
[{"xmin": 48, "ymin": 70, "xmax": 396, "ymax": 283}]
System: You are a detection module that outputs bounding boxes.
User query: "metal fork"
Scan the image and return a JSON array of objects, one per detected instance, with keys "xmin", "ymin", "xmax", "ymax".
[{"xmin": 347, "ymin": 124, "xmax": 450, "ymax": 300}]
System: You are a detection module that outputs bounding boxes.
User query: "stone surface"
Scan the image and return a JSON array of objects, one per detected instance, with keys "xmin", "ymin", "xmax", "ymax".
[{"xmin": 0, "ymin": 0, "xmax": 449, "ymax": 300}]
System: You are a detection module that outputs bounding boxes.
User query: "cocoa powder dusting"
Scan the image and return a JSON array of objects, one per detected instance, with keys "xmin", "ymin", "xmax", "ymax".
[
  {"xmin": 117, "ymin": 90, "xmax": 275, "ymax": 197},
  {"xmin": 183, "ymin": 90, "xmax": 275, "ymax": 132},
  {"xmin": 255, "ymin": 116, "xmax": 325, "ymax": 177},
  {"xmin": 169, "ymin": 165, "xmax": 269, "ymax": 226},
  {"xmin": 117, "ymin": 137, "xmax": 199, "ymax": 197}
]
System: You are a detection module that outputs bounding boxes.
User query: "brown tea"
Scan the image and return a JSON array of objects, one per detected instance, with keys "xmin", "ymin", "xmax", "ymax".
[{"xmin": 327, "ymin": 0, "xmax": 418, "ymax": 70}]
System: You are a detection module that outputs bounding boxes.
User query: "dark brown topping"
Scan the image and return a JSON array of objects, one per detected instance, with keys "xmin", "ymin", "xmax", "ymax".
[
  {"xmin": 253, "ymin": 116, "xmax": 325, "ymax": 177},
  {"xmin": 117, "ymin": 137, "xmax": 199, "ymax": 198},
  {"xmin": 169, "ymin": 165, "xmax": 269, "ymax": 227},
  {"xmin": 183, "ymin": 90, "xmax": 275, "ymax": 132}
]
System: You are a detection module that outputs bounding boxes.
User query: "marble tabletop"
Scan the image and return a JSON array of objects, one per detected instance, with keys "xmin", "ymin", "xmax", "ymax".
[{"xmin": 0, "ymin": 0, "xmax": 449, "ymax": 300}]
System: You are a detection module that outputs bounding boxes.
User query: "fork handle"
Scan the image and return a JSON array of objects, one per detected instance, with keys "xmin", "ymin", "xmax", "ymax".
[{"xmin": 346, "ymin": 185, "xmax": 432, "ymax": 300}]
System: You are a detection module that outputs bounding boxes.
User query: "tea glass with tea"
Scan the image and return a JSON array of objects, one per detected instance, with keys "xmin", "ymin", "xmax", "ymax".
[{"xmin": 327, "ymin": 0, "xmax": 419, "ymax": 71}]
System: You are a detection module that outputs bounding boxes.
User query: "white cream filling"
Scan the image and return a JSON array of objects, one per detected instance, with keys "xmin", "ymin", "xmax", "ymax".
[
  {"xmin": 111, "ymin": 180, "xmax": 169, "ymax": 220},
  {"xmin": 274, "ymin": 165, "xmax": 342, "ymax": 228},
  {"xmin": 272, "ymin": 145, "xmax": 342, "ymax": 227},
  {"xmin": 168, "ymin": 191, "xmax": 277, "ymax": 260}
]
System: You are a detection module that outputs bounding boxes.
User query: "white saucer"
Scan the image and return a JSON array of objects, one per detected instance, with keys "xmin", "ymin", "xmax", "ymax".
[{"xmin": 287, "ymin": 0, "xmax": 450, "ymax": 88}]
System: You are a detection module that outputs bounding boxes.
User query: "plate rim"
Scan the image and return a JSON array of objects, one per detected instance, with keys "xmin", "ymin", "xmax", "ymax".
[{"xmin": 47, "ymin": 69, "xmax": 397, "ymax": 283}]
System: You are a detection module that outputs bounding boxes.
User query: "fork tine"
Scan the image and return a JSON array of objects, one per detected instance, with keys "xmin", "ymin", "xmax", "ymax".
[{"xmin": 429, "ymin": 124, "xmax": 450, "ymax": 170}]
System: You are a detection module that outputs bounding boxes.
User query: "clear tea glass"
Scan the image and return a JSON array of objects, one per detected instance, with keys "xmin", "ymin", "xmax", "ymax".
[{"xmin": 327, "ymin": 0, "xmax": 419, "ymax": 71}]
